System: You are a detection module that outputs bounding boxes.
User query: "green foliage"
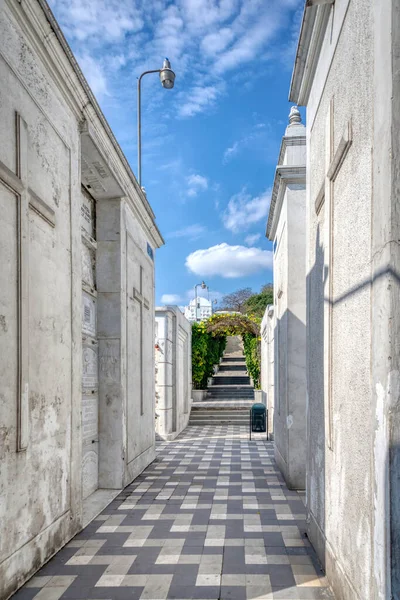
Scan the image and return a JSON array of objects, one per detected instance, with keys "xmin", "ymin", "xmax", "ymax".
[
  {"xmin": 242, "ymin": 333, "xmax": 261, "ymax": 389},
  {"xmin": 206, "ymin": 313, "xmax": 260, "ymax": 336},
  {"xmin": 191, "ymin": 322, "xmax": 226, "ymax": 389},
  {"xmin": 192, "ymin": 311, "xmax": 262, "ymax": 390},
  {"xmin": 243, "ymin": 283, "xmax": 273, "ymax": 319}
]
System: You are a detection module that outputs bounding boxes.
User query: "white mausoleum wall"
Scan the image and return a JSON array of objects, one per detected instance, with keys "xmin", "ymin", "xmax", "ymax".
[
  {"xmin": 260, "ymin": 306, "xmax": 274, "ymax": 436},
  {"xmin": 303, "ymin": 0, "xmax": 374, "ymax": 597},
  {"xmin": 266, "ymin": 107, "xmax": 307, "ymax": 491},
  {"xmin": 0, "ymin": 3, "xmax": 82, "ymax": 596},
  {"xmin": 155, "ymin": 307, "xmax": 192, "ymax": 440},
  {"xmin": 0, "ymin": 0, "xmax": 163, "ymax": 597}
]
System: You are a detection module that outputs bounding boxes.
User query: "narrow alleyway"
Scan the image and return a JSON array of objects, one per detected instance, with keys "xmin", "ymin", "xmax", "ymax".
[{"xmin": 14, "ymin": 426, "xmax": 333, "ymax": 600}]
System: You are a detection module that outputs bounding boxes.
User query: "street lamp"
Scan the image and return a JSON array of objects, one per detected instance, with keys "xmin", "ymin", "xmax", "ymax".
[
  {"xmin": 137, "ymin": 58, "xmax": 176, "ymax": 186},
  {"xmin": 194, "ymin": 281, "xmax": 207, "ymax": 322}
]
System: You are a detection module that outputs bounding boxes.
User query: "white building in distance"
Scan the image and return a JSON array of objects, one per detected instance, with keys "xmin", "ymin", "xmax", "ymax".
[{"xmin": 184, "ymin": 297, "xmax": 212, "ymax": 322}]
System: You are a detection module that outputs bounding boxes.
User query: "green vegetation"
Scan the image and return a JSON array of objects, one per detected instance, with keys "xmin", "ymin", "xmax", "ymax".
[
  {"xmin": 191, "ymin": 284, "xmax": 272, "ymax": 391},
  {"xmin": 242, "ymin": 332, "xmax": 261, "ymax": 389},
  {"xmin": 220, "ymin": 284, "xmax": 273, "ymax": 318},
  {"xmin": 205, "ymin": 313, "xmax": 262, "ymax": 389},
  {"xmin": 191, "ymin": 321, "xmax": 226, "ymax": 389},
  {"xmin": 243, "ymin": 284, "xmax": 273, "ymax": 319}
]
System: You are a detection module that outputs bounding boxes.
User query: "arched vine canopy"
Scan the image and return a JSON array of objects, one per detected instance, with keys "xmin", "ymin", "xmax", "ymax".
[{"xmin": 205, "ymin": 313, "xmax": 260, "ymax": 337}]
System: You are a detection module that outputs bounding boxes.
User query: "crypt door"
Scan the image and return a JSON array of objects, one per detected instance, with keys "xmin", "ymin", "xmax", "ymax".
[
  {"xmin": 126, "ymin": 234, "xmax": 154, "ymax": 465},
  {"xmin": 81, "ymin": 187, "xmax": 99, "ymax": 499}
]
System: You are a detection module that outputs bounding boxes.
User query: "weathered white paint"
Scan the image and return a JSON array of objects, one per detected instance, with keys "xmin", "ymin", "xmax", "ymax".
[
  {"xmin": 373, "ymin": 382, "xmax": 389, "ymax": 600},
  {"xmin": 155, "ymin": 307, "xmax": 192, "ymax": 440},
  {"xmin": 0, "ymin": 1, "xmax": 163, "ymax": 597},
  {"xmin": 289, "ymin": 0, "xmax": 400, "ymax": 597},
  {"xmin": 260, "ymin": 306, "xmax": 275, "ymax": 436},
  {"xmin": 265, "ymin": 107, "xmax": 307, "ymax": 490}
]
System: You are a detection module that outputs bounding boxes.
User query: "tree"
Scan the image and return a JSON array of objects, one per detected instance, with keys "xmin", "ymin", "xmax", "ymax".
[
  {"xmin": 243, "ymin": 284, "xmax": 274, "ymax": 319},
  {"xmin": 221, "ymin": 287, "xmax": 253, "ymax": 313}
]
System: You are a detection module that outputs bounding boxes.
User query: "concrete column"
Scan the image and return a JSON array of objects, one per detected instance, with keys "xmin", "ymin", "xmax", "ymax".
[
  {"xmin": 265, "ymin": 107, "xmax": 307, "ymax": 489},
  {"xmin": 155, "ymin": 307, "xmax": 192, "ymax": 440},
  {"xmin": 97, "ymin": 198, "xmax": 125, "ymax": 489}
]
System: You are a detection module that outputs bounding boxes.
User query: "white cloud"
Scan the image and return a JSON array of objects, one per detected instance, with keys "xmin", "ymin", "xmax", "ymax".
[
  {"xmin": 52, "ymin": 0, "xmax": 300, "ymax": 123},
  {"xmin": 53, "ymin": 0, "xmax": 144, "ymax": 42},
  {"xmin": 223, "ymin": 188, "xmax": 271, "ymax": 233},
  {"xmin": 187, "ymin": 174, "xmax": 208, "ymax": 197},
  {"xmin": 223, "ymin": 141, "xmax": 239, "ymax": 162},
  {"xmin": 76, "ymin": 54, "xmax": 109, "ymax": 99},
  {"xmin": 179, "ymin": 0, "xmax": 239, "ymax": 32},
  {"xmin": 178, "ymin": 85, "xmax": 224, "ymax": 118},
  {"xmin": 186, "ymin": 243, "xmax": 272, "ymax": 278},
  {"xmin": 187, "ymin": 174, "xmax": 208, "ymax": 189},
  {"xmin": 201, "ymin": 28, "xmax": 235, "ymax": 55},
  {"xmin": 223, "ymin": 123, "xmax": 268, "ymax": 164},
  {"xmin": 161, "ymin": 294, "xmax": 182, "ymax": 304},
  {"xmin": 167, "ymin": 224, "xmax": 207, "ymax": 239},
  {"xmin": 245, "ymin": 233, "xmax": 261, "ymax": 246}
]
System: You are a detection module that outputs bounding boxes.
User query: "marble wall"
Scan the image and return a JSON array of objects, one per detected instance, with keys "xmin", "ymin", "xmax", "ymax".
[
  {"xmin": 155, "ymin": 307, "xmax": 192, "ymax": 440},
  {"xmin": 0, "ymin": 1, "xmax": 163, "ymax": 597}
]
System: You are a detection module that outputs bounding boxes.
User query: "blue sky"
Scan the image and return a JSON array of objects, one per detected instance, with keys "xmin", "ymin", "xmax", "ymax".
[{"xmin": 50, "ymin": 0, "xmax": 304, "ymax": 307}]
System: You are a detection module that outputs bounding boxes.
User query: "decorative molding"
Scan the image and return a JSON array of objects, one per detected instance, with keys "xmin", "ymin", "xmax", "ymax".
[
  {"xmin": 81, "ymin": 229, "xmax": 97, "ymax": 251},
  {"xmin": 266, "ymin": 165, "xmax": 306, "ymax": 240},
  {"xmin": 5, "ymin": 0, "xmax": 164, "ymax": 248},
  {"xmin": 306, "ymin": 0, "xmax": 334, "ymax": 5},
  {"xmin": 277, "ymin": 135, "xmax": 307, "ymax": 168},
  {"xmin": 326, "ymin": 121, "xmax": 352, "ymax": 181},
  {"xmin": 28, "ymin": 187, "xmax": 56, "ymax": 227},
  {"xmin": 289, "ymin": 3, "xmax": 333, "ymax": 105},
  {"xmin": 315, "ymin": 183, "xmax": 325, "ymax": 214}
]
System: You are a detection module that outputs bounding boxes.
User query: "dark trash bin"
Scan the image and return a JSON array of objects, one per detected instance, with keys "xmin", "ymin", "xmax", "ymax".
[{"xmin": 249, "ymin": 403, "xmax": 268, "ymax": 440}]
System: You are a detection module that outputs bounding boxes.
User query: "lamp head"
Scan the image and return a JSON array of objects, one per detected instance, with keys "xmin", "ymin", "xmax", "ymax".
[
  {"xmin": 160, "ymin": 58, "xmax": 175, "ymax": 89},
  {"xmin": 201, "ymin": 281, "xmax": 207, "ymax": 289}
]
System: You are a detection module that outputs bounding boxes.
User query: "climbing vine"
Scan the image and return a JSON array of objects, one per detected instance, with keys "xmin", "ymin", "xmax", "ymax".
[
  {"xmin": 242, "ymin": 332, "xmax": 261, "ymax": 389},
  {"xmin": 191, "ymin": 322, "xmax": 226, "ymax": 389},
  {"xmin": 205, "ymin": 313, "xmax": 262, "ymax": 389}
]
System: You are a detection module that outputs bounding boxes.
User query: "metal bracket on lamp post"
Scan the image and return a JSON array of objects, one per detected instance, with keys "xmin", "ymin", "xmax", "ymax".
[{"xmin": 137, "ymin": 59, "xmax": 175, "ymax": 187}]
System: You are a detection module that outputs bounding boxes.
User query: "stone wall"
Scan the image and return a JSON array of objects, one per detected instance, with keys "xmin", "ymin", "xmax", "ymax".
[
  {"xmin": 288, "ymin": 0, "xmax": 400, "ymax": 597},
  {"xmin": 0, "ymin": 1, "xmax": 163, "ymax": 597},
  {"xmin": 305, "ymin": 2, "xmax": 373, "ymax": 598},
  {"xmin": 155, "ymin": 307, "xmax": 192, "ymax": 440},
  {"xmin": 265, "ymin": 108, "xmax": 307, "ymax": 490},
  {"xmin": 260, "ymin": 306, "xmax": 275, "ymax": 437}
]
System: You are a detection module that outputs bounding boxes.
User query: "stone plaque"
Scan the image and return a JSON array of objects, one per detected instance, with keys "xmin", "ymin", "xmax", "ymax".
[
  {"xmin": 82, "ymin": 445, "xmax": 99, "ymax": 500},
  {"xmin": 82, "ymin": 394, "xmax": 99, "ymax": 441},
  {"xmin": 82, "ymin": 291, "xmax": 96, "ymax": 337},
  {"xmin": 81, "ymin": 188, "xmax": 95, "ymax": 238},
  {"xmin": 99, "ymin": 339, "xmax": 119, "ymax": 384},
  {"xmin": 82, "ymin": 243, "xmax": 96, "ymax": 289},
  {"xmin": 82, "ymin": 344, "xmax": 98, "ymax": 389}
]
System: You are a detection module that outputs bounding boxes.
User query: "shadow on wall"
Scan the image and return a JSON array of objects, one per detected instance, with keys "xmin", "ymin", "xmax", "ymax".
[
  {"xmin": 305, "ymin": 224, "xmax": 326, "ymax": 565},
  {"xmin": 273, "ymin": 310, "xmax": 306, "ymax": 491},
  {"xmin": 306, "ymin": 224, "xmax": 400, "ymax": 598}
]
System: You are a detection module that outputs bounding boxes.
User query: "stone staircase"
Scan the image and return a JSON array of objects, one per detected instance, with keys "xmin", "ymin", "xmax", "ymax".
[{"xmin": 189, "ymin": 337, "xmax": 254, "ymax": 426}]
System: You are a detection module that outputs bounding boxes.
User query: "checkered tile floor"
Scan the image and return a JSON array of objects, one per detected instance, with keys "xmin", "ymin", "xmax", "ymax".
[{"xmin": 14, "ymin": 426, "xmax": 333, "ymax": 600}]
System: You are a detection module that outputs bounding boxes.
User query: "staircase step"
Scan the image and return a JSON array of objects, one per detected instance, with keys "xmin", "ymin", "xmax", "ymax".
[{"xmin": 213, "ymin": 379, "xmax": 250, "ymax": 386}]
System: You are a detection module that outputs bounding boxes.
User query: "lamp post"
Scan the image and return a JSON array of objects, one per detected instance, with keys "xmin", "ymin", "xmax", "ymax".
[
  {"xmin": 212, "ymin": 299, "xmax": 217, "ymax": 315},
  {"xmin": 137, "ymin": 58, "xmax": 175, "ymax": 187},
  {"xmin": 194, "ymin": 281, "xmax": 207, "ymax": 322}
]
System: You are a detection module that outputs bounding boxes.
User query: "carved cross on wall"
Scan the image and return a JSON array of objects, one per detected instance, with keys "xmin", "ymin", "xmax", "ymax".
[
  {"xmin": 0, "ymin": 113, "xmax": 56, "ymax": 451},
  {"xmin": 316, "ymin": 98, "xmax": 353, "ymax": 451},
  {"xmin": 130, "ymin": 265, "xmax": 150, "ymax": 415}
]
